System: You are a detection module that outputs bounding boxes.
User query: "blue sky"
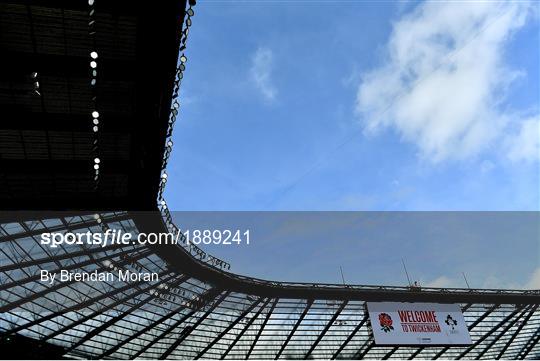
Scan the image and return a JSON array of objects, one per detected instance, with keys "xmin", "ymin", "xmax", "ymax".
[
  {"xmin": 171, "ymin": 211, "xmax": 540, "ymax": 289},
  {"xmin": 166, "ymin": 1, "xmax": 540, "ymax": 288}
]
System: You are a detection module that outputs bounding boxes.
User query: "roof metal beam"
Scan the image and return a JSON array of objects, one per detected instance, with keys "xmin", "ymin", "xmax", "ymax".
[
  {"xmin": 47, "ymin": 271, "xmax": 180, "ymax": 340},
  {"xmin": 497, "ymin": 304, "xmax": 538, "ymax": 359},
  {"xmin": 246, "ymin": 298, "xmax": 278, "ymax": 359},
  {"xmin": 0, "ymin": 248, "xmax": 152, "ymax": 312},
  {"xmin": 4, "ymin": 270, "xmax": 168, "ymax": 335},
  {"xmin": 0, "ymin": 246, "xmax": 142, "ymax": 291},
  {"xmin": 63, "ymin": 274, "xmax": 188, "ymax": 353},
  {"xmin": 0, "ymin": 159, "xmax": 130, "ymax": 174},
  {"xmin": 517, "ymin": 320, "xmax": 540, "ymax": 359},
  {"xmin": 0, "ymin": 242, "xmax": 133, "ymax": 272},
  {"xmin": 355, "ymin": 337, "xmax": 374, "ymax": 359},
  {"xmin": 275, "ymin": 299, "xmax": 313, "ymax": 360},
  {"xmin": 0, "ymin": 211, "xmax": 95, "ymax": 224},
  {"xmin": 475, "ymin": 305, "xmax": 531, "ymax": 359},
  {"xmin": 331, "ymin": 312, "xmax": 369, "ymax": 359},
  {"xmin": 221, "ymin": 298, "xmax": 272, "ymax": 359},
  {"xmin": 131, "ymin": 287, "xmax": 224, "ymax": 359},
  {"xmin": 408, "ymin": 346, "xmax": 425, "ymax": 359},
  {"xmin": 0, "ymin": 213, "xmax": 131, "ymax": 243},
  {"xmin": 383, "ymin": 346, "xmax": 398, "ymax": 360},
  {"xmin": 1, "ymin": 196, "xmax": 138, "ymax": 211},
  {"xmin": 99, "ymin": 289, "xmax": 210, "ymax": 359},
  {"xmin": 159, "ymin": 291, "xmax": 230, "ymax": 359},
  {"xmin": 305, "ymin": 300, "xmax": 348, "ymax": 359},
  {"xmin": 1, "ymin": 108, "xmax": 133, "ymax": 132},
  {"xmin": 1, "ymin": 51, "xmax": 136, "ymax": 81},
  {"xmin": 195, "ymin": 296, "xmax": 264, "ymax": 359},
  {"xmin": 458, "ymin": 306, "xmax": 523, "ymax": 359},
  {"xmin": 2, "ymin": 0, "xmax": 142, "ymax": 14}
]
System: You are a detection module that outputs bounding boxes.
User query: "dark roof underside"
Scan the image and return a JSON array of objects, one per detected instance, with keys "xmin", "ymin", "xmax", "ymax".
[{"xmin": 0, "ymin": 0, "xmax": 185, "ymax": 210}]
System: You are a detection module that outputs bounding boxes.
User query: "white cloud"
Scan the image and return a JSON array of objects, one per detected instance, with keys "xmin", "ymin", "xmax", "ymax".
[
  {"xmin": 356, "ymin": 1, "xmax": 537, "ymax": 163},
  {"xmin": 423, "ymin": 267, "xmax": 540, "ymax": 290},
  {"xmin": 505, "ymin": 116, "xmax": 540, "ymax": 162},
  {"xmin": 524, "ymin": 267, "xmax": 540, "ymax": 289},
  {"xmin": 250, "ymin": 47, "xmax": 277, "ymax": 102},
  {"xmin": 423, "ymin": 275, "xmax": 456, "ymax": 288}
]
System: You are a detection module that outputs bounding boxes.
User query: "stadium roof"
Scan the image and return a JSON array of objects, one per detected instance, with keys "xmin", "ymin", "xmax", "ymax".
[
  {"xmin": 0, "ymin": 0, "xmax": 539, "ymax": 359},
  {"xmin": 1, "ymin": 212, "xmax": 540, "ymax": 359},
  {"xmin": 0, "ymin": 0, "xmax": 184, "ymax": 210}
]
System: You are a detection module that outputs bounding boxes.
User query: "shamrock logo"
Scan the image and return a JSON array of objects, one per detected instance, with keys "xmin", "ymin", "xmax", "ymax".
[{"xmin": 445, "ymin": 315, "xmax": 458, "ymax": 330}]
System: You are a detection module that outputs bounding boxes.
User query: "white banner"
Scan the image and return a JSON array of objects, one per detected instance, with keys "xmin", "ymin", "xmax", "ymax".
[{"xmin": 367, "ymin": 302, "xmax": 472, "ymax": 345}]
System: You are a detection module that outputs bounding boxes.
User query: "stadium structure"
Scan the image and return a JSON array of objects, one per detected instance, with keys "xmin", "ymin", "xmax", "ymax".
[{"xmin": 0, "ymin": 0, "xmax": 539, "ymax": 359}]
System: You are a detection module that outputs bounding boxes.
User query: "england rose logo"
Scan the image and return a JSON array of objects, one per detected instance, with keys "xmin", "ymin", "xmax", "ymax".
[{"xmin": 378, "ymin": 313, "xmax": 394, "ymax": 333}]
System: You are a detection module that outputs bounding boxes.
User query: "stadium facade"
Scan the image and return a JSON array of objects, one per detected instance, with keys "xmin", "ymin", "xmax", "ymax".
[{"xmin": 0, "ymin": 0, "xmax": 539, "ymax": 359}]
